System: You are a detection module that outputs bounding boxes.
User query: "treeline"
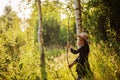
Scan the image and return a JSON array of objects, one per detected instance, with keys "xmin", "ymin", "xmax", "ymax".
[
  {"xmin": 82, "ymin": 0, "xmax": 120, "ymax": 56},
  {"xmin": 29, "ymin": 0, "xmax": 120, "ymax": 47}
]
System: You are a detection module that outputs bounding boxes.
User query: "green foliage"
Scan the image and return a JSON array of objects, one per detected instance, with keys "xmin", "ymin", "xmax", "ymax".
[
  {"xmin": 0, "ymin": 0, "xmax": 120, "ymax": 80},
  {"xmin": 45, "ymin": 42, "xmax": 120, "ymax": 80},
  {"xmin": 45, "ymin": 46, "xmax": 77, "ymax": 80},
  {"xmin": 43, "ymin": 17, "xmax": 60, "ymax": 46},
  {"xmin": 0, "ymin": 5, "xmax": 26, "ymax": 80},
  {"xmin": 82, "ymin": 0, "xmax": 120, "ymax": 43},
  {"xmin": 89, "ymin": 41, "xmax": 120, "ymax": 80},
  {"xmin": 58, "ymin": 27, "xmax": 68, "ymax": 46}
]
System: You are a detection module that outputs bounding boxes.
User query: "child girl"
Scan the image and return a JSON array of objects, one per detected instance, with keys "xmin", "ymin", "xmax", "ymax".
[{"xmin": 67, "ymin": 32, "xmax": 92, "ymax": 80}]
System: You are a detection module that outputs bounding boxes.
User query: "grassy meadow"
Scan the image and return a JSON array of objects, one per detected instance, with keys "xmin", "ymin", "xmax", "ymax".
[
  {"xmin": 10, "ymin": 41, "xmax": 119, "ymax": 80},
  {"xmin": 44, "ymin": 42, "xmax": 120, "ymax": 80}
]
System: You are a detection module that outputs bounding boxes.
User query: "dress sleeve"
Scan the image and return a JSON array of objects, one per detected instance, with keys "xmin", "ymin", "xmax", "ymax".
[
  {"xmin": 70, "ymin": 48, "xmax": 79, "ymax": 54},
  {"xmin": 70, "ymin": 46, "xmax": 84, "ymax": 63}
]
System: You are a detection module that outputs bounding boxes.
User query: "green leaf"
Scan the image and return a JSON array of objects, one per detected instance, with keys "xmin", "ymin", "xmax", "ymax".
[{"xmin": 19, "ymin": 63, "xmax": 23, "ymax": 70}]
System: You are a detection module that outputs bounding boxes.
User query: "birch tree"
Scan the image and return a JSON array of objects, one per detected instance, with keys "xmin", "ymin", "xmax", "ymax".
[
  {"xmin": 37, "ymin": 0, "xmax": 47, "ymax": 79},
  {"xmin": 74, "ymin": 0, "xmax": 83, "ymax": 43}
]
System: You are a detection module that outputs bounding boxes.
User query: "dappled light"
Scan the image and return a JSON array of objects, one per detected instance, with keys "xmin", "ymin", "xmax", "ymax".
[{"xmin": 0, "ymin": 0, "xmax": 120, "ymax": 80}]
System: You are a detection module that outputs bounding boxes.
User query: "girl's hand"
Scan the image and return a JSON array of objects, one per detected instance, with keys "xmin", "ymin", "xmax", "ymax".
[{"xmin": 68, "ymin": 62, "xmax": 74, "ymax": 68}]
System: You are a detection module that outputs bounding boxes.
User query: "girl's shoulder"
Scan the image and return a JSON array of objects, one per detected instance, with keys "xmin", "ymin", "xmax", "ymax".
[{"xmin": 78, "ymin": 43, "xmax": 89, "ymax": 49}]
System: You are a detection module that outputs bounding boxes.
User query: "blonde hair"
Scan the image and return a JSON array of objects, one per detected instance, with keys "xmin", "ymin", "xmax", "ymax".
[{"xmin": 78, "ymin": 32, "xmax": 89, "ymax": 43}]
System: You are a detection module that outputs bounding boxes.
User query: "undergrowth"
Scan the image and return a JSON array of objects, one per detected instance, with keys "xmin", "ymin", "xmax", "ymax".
[
  {"xmin": 46, "ymin": 41, "xmax": 120, "ymax": 80},
  {"xmin": 1, "ymin": 42, "xmax": 120, "ymax": 80}
]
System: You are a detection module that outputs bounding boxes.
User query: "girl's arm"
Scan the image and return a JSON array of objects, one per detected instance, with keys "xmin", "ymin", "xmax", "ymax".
[
  {"xmin": 70, "ymin": 48, "xmax": 79, "ymax": 54},
  {"xmin": 68, "ymin": 61, "xmax": 77, "ymax": 68},
  {"xmin": 67, "ymin": 44, "xmax": 79, "ymax": 54}
]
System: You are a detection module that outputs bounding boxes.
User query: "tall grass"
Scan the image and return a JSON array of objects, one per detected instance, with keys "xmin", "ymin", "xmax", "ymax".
[
  {"xmin": 1, "ymin": 42, "xmax": 119, "ymax": 80},
  {"xmin": 89, "ymin": 41, "xmax": 120, "ymax": 80},
  {"xmin": 45, "ymin": 41, "xmax": 120, "ymax": 80}
]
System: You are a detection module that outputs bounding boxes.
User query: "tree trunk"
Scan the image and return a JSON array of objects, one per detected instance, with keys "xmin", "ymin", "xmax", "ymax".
[
  {"xmin": 74, "ymin": 0, "xmax": 83, "ymax": 43},
  {"xmin": 37, "ymin": 0, "xmax": 47, "ymax": 79}
]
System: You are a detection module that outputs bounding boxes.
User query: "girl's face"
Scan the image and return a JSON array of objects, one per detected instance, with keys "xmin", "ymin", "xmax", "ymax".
[{"xmin": 77, "ymin": 36, "xmax": 85, "ymax": 46}]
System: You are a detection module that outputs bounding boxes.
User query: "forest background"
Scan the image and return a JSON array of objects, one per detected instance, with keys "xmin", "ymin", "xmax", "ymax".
[{"xmin": 0, "ymin": 0, "xmax": 120, "ymax": 80}]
